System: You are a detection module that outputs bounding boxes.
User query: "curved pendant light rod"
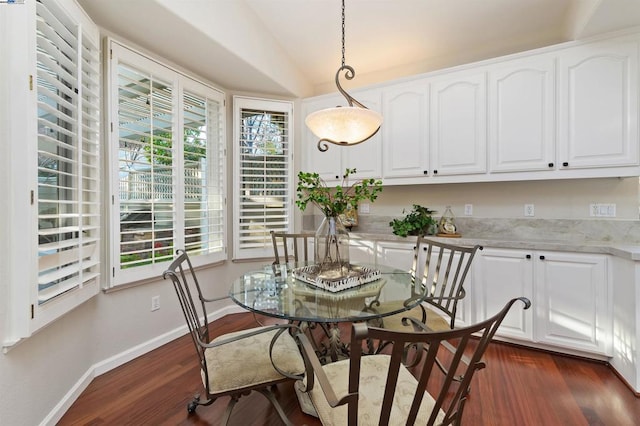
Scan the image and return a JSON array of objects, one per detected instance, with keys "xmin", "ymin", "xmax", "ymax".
[{"xmin": 307, "ymin": 0, "xmax": 383, "ymax": 152}]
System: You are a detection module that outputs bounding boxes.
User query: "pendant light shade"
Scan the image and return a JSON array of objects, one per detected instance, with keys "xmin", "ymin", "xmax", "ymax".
[
  {"xmin": 305, "ymin": 105, "xmax": 382, "ymax": 147},
  {"xmin": 307, "ymin": 0, "xmax": 383, "ymax": 152}
]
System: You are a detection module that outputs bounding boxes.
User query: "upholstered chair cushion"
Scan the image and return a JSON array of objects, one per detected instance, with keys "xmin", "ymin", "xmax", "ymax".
[
  {"xmin": 380, "ymin": 303, "xmax": 450, "ymax": 332},
  {"xmin": 309, "ymin": 354, "xmax": 445, "ymax": 425},
  {"xmin": 203, "ymin": 326, "xmax": 305, "ymax": 393}
]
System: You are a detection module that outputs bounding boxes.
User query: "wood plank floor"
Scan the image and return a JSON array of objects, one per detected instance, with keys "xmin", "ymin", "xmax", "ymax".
[{"xmin": 59, "ymin": 312, "xmax": 640, "ymax": 425}]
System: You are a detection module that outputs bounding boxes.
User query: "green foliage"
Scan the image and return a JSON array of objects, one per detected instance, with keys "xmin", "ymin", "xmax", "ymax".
[
  {"xmin": 296, "ymin": 168, "xmax": 383, "ymax": 217},
  {"xmin": 141, "ymin": 128, "xmax": 206, "ymax": 166},
  {"xmin": 389, "ymin": 204, "xmax": 437, "ymax": 237}
]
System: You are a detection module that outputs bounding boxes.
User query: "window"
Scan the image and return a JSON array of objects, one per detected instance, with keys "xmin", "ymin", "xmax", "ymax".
[
  {"xmin": 108, "ymin": 41, "xmax": 226, "ymax": 287},
  {"xmin": 233, "ymin": 97, "xmax": 293, "ymax": 259},
  {"xmin": 2, "ymin": 0, "xmax": 101, "ymax": 344}
]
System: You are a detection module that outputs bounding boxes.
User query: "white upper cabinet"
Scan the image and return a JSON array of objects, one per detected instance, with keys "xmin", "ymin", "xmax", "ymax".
[
  {"xmin": 382, "ymin": 80, "xmax": 430, "ymax": 178},
  {"xmin": 343, "ymin": 89, "xmax": 383, "ymax": 180},
  {"xmin": 303, "ymin": 90, "xmax": 382, "ymax": 184},
  {"xmin": 302, "ymin": 94, "xmax": 345, "ymax": 182},
  {"xmin": 430, "ymin": 71, "xmax": 487, "ymax": 176},
  {"xmin": 489, "ymin": 55, "xmax": 556, "ymax": 173},
  {"xmin": 558, "ymin": 39, "xmax": 639, "ymax": 169},
  {"xmin": 302, "ymin": 31, "xmax": 640, "ymax": 184}
]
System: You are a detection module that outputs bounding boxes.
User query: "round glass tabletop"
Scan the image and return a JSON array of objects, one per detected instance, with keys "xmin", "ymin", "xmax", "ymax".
[{"xmin": 228, "ymin": 263, "xmax": 426, "ymax": 323}]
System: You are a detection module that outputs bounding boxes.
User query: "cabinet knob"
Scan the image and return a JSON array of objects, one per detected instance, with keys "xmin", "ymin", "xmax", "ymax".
[
  {"xmin": 433, "ymin": 170, "xmax": 438, "ymax": 174},
  {"xmin": 423, "ymin": 170, "xmax": 429, "ymax": 175},
  {"xmin": 335, "ymin": 175, "xmax": 340, "ymax": 179},
  {"xmin": 548, "ymin": 162, "xmax": 554, "ymax": 168},
  {"xmin": 539, "ymin": 255, "xmax": 545, "ymax": 260},
  {"xmin": 526, "ymin": 254, "xmax": 531, "ymax": 259},
  {"xmin": 562, "ymin": 162, "xmax": 569, "ymax": 167}
]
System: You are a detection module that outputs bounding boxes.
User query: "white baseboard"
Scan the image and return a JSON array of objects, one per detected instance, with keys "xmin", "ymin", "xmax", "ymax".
[{"xmin": 40, "ymin": 304, "xmax": 245, "ymax": 426}]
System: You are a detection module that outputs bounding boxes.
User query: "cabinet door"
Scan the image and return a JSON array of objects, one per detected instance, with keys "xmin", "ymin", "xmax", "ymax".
[
  {"xmin": 534, "ymin": 252, "xmax": 611, "ymax": 355},
  {"xmin": 302, "ymin": 95, "xmax": 344, "ymax": 182},
  {"xmin": 558, "ymin": 40, "xmax": 639, "ymax": 169},
  {"xmin": 382, "ymin": 80, "xmax": 430, "ymax": 177},
  {"xmin": 489, "ymin": 56, "xmax": 556, "ymax": 172},
  {"xmin": 349, "ymin": 238, "xmax": 376, "ymax": 264},
  {"xmin": 430, "ymin": 71, "xmax": 487, "ymax": 176},
  {"xmin": 474, "ymin": 248, "xmax": 534, "ymax": 340},
  {"xmin": 343, "ymin": 89, "xmax": 383, "ymax": 179},
  {"xmin": 376, "ymin": 240, "xmax": 416, "ymax": 272}
]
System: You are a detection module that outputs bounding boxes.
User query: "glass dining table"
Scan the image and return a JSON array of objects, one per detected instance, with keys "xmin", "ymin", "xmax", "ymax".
[{"xmin": 228, "ymin": 263, "xmax": 426, "ymax": 363}]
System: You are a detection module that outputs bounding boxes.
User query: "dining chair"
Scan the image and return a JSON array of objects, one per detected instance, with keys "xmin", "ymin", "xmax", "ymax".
[
  {"xmin": 162, "ymin": 249, "xmax": 305, "ymax": 425},
  {"xmin": 377, "ymin": 236, "xmax": 482, "ymax": 333},
  {"xmin": 270, "ymin": 230, "xmax": 314, "ymax": 268},
  {"xmin": 297, "ymin": 297, "xmax": 531, "ymax": 426}
]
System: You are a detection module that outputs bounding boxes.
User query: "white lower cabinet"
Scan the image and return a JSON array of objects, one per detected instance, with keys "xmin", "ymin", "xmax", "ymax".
[
  {"xmin": 474, "ymin": 248, "xmax": 535, "ymax": 341},
  {"xmin": 534, "ymin": 251, "xmax": 611, "ymax": 355},
  {"xmin": 349, "ymin": 237, "xmax": 376, "ymax": 264},
  {"xmin": 475, "ymin": 247, "xmax": 611, "ymax": 356}
]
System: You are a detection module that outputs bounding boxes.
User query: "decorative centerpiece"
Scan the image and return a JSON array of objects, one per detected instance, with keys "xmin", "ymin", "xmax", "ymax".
[{"xmin": 296, "ymin": 168, "xmax": 382, "ymax": 289}]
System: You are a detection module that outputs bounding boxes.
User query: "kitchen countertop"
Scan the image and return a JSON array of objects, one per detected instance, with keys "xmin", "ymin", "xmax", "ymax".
[{"xmin": 345, "ymin": 232, "xmax": 640, "ymax": 261}]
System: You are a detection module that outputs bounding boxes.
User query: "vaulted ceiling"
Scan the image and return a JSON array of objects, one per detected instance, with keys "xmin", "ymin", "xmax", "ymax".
[{"xmin": 77, "ymin": 0, "xmax": 640, "ymax": 98}]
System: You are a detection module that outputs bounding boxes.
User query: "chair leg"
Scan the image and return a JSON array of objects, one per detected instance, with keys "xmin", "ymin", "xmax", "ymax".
[
  {"xmin": 256, "ymin": 386, "xmax": 294, "ymax": 426},
  {"xmin": 187, "ymin": 393, "xmax": 215, "ymax": 414},
  {"xmin": 221, "ymin": 395, "xmax": 241, "ymax": 426}
]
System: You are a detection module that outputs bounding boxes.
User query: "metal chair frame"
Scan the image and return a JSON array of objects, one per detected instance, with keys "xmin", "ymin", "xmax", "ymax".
[
  {"xmin": 270, "ymin": 230, "xmax": 314, "ymax": 267},
  {"xmin": 162, "ymin": 249, "xmax": 303, "ymax": 425},
  {"xmin": 298, "ymin": 297, "xmax": 531, "ymax": 426},
  {"xmin": 410, "ymin": 236, "xmax": 482, "ymax": 329}
]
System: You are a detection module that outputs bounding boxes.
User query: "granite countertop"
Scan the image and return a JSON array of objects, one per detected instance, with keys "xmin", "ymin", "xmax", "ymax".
[{"xmin": 346, "ymin": 232, "xmax": 640, "ymax": 261}]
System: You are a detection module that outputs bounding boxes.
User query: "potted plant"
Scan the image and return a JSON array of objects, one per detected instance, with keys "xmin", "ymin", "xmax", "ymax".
[
  {"xmin": 296, "ymin": 168, "xmax": 382, "ymax": 273},
  {"xmin": 389, "ymin": 204, "xmax": 437, "ymax": 237}
]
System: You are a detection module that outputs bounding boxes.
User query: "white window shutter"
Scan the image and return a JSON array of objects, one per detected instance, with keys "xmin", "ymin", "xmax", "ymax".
[{"xmin": 233, "ymin": 97, "xmax": 293, "ymax": 260}]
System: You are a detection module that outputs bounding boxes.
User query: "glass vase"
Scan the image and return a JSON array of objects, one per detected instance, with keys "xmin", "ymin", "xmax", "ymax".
[
  {"xmin": 438, "ymin": 205, "xmax": 458, "ymax": 235},
  {"xmin": 314, "ymin": 215, "xmax": 350, "ymax": 276}
]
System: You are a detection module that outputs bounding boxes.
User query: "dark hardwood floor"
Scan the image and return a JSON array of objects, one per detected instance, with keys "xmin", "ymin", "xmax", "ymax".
[{"xmin": 59, "ymin": 313, "xmax": 640, "ymax": 425}]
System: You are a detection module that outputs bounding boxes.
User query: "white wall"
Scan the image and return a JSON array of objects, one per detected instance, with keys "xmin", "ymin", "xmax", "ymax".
[{"xmin": 367, "ymin": 177, "xmax": 639, "ymax": 221}]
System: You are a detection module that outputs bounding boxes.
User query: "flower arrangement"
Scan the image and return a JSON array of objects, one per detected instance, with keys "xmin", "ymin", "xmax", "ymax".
[{"xmin": 296, "ymin": 168, "xmax": 383, "ymax": 217}]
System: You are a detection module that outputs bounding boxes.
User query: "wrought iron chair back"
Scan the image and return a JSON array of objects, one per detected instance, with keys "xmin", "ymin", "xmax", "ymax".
[
  {"xmin": 298, "ymin": 297, "xmax": 531, "ymax": 426},
  {"xmin": 270, "ymin": 230, "xmax": 314, "ymax": 266},
  {"xmin": 162, "ymin": 249, "xmax": 305, "ymax": 425},
  {"xmin": 410, "ymin": 236, "xmax": 482, "ymax": 330}
]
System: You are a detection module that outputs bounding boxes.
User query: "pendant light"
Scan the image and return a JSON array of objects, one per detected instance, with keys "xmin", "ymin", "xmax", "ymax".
[{"xmin": 305, "ymin": 0, "xmax": 383, "ymax": 152}]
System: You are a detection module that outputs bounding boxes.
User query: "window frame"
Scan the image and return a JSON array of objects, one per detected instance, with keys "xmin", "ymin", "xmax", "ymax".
[
  {"xmin": 106, "ymin": 40, "xmax": 227, "ymax": 288},
  {"xmin": 232, "ymin": 96, "xmax": 294, "ymax": 260}
]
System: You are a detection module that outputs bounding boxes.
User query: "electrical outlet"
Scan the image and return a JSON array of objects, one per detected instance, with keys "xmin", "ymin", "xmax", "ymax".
[
  {"xmin": 524, "ymin": 204, "xmax": 535, "ymax": 217},
  {"xmin": 151, "ymin": 295, "xmax": 160, "ymax": 311},
  {"xmin": 464, "ymin": 204, "xmax": 473, "ymax": 216},
  {"xmin": 590, "ymin": 203, "xmax": 617, "ymax": 217},
  {"xmin": 359, "ymin": 203, "xmax": 370, "ymax": 214}
]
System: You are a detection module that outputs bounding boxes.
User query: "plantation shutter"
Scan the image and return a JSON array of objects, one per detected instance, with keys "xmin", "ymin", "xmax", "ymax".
[
  {"xmin": 234, "ymin": 97, "xmax": 293, "ymax": 259},
  {"xmin": 182, "ymin": 89, "xmax": 226, "ymax": 257},
  {"xmin": 36, "ymin": 0, "xmax": 101, "ymax": 305},
  {"xmin": 117, "ymin": 63, "xmax": 176, "ymax": 270}
]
